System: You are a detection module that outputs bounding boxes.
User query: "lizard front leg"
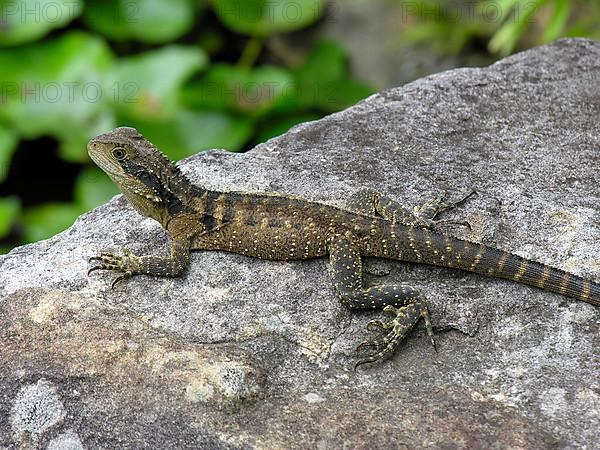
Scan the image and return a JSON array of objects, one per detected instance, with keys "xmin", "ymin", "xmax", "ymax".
[
  {"xmin": 329, "ymin": 231, "xmax": 436, "ymax": 368},
  {"xmin": 89, "ymin": 234, "xmax": 192, "ymax": 288}
]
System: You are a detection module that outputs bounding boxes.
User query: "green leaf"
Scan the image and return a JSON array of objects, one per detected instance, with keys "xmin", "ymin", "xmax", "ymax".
[
  {"xmin": 295, "ymin": 40, "xmax": 346, "ymax": 87},
  {"xmin": 183, "ymin": 64, "xmax": 294, "ymax": 117},
  {"xmin": 113, "ymin": 45, "xmax": 208, "ymax": 120},
  {"xmin": 315, "ymin": 78, "xmax": 374, "ymax": 113},
  {"xmin": 0, "ymin": 32, "xmax": 114, "ymax": 150},
  {"xmin": 212, "ymin": 0, "xmax": 324, "ymax": 36},
  {"xmin": 542, "ymin": 0, "xmax": 570, "ymax": 43},
  {"xmin": 123, "ymin": 108, "xmax": 254, "ymax": 159},
  {"xmin": 280, "ymin": 40, "xmax": 375, "ymax": 112},
  {"xmin": 22, "ymin": 202, "xmax": 81, "ymax": 243},
  {"xmin": 83, "ymin": 0, "xmax": 196, "ymax": 43},
  {"xmin": 58, "ymin": 110, "xmax": 116, "ymax": 162},
  {"xmin": 488, "ymin": 0, "xmax": 545, "ymax": 55},
  {"xmin": 0, "ymin": 0, "xmax": 83, "ymax": 46},
  {"xmin": 74, "ymin": 166, "xmax": 120, "ymax": 211},
  {"xmin": 480, "ymin": 0, "xmax": 525, "ymax": 24},
  {"xmin": 0, "ymin": 196, "xmax": 20, "ymax": 239},
  {"xmin": 0, "ymin": 125, "xmax": 18, "ymax": 182}
]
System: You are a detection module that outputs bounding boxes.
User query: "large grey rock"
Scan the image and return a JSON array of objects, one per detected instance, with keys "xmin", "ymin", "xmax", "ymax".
[{"xmin": 1, "ymin": 38, "xmax": 599, "ymax": 449}]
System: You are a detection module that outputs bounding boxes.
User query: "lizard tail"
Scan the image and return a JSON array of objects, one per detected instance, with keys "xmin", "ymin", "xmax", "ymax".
[
  {"xmin": 458, "ymin": 242, "xmax": 600, "ymax": 307},
  {"xmin": 382, "ymin": 226, "xmax": 600, "ymax": 307}
]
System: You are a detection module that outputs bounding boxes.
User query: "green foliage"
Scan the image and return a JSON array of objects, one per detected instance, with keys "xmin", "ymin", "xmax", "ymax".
[
  {"xmin": 186, "ymin": 64, "xmax": 295, "ymax": 116},
  {"xmin": 290, "ymin": 40, "xmax": 374, "ymax": 113},
  {"xmin": 0, "ymin": 32, "xmax": 113, "ymax": 145},
  {"xmin": 0, "ymin": 197, "xmax": 20, "ymax": 238},
  {"xmin": 0, "ymin": 0, "xmax": 374, "ymax": 250},
  {"xmin": 0, "ymin": 126, "xmax": 18, "ymax": 182},
  {"xmin": 74, "ymin": 167, "xmax": 120, "ymax": 212},
  {"xmin": 400, "ymin": 0, "xmax": 600, "ymax": 56},
  {"xmin": 22, "ymin": 203, "xmax": 81, "ymax": 243},
  {"xmin": 113, "ymin": 45, "xmax": 208, "ymax": 121},
  {"xmin": 129, "ymin": 109, "xmax": 254, "ymax": 161},
  {"xmin": 0, "ymin": 0, "xmax": 84, "ymax": 46},
  {"xmin": 83, "ymin": 0, "xmax": 196, "ymax": 42},
  {"xmin": 212, "ymin": 0, "xmax": 325, "ymax": 36}
]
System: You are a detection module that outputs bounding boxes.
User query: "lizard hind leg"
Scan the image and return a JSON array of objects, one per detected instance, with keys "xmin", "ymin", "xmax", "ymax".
[
  {"xmin": 329, "ymin": 232, "xmax": 436, "ymax": 368},
  {"xmin": 413, "ymin": 188, "xmax": 476, "ymax": 228},
  {"xmin": 355, "ymin": 302, "xmax": 436, "ymax": 370},
  {"xmin": 346, "ymin": 189, "xmax": 414, "ymax": 224},
  {"xmin": 347, "ymin": 188, "xmax": 475, "ymax": 229}
]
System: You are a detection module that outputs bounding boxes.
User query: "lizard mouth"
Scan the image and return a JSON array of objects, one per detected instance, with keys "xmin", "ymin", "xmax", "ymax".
[{"xmin": 87, "ymin": 140, "xmax": 127, "ymax": 180}]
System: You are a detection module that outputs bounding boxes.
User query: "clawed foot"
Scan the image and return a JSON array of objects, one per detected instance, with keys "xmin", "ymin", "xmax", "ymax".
[
  {"xmin": 414, "ymin": 188, "xmax": 476, "ymax": 229},
  {"xmin": 354, "ymin": 302, "xmax": 436, "ymax": 370},
  {"xmin": 431, "ymin": 218, "xmax": 472, "ymax": 230},
  {"xmin": 88, "ymin": 249, "xmax": 139, "ymax": 288}
]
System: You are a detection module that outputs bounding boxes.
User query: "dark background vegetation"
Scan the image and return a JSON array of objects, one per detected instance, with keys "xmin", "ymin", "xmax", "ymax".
[{"xmin": 0, "ymin": 0, "xmax": 598, "ymax": 253}]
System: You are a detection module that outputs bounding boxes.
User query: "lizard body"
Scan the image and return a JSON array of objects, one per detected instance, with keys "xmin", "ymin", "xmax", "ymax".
[{"xmin": 88, "ymin": 127, "xmax": 600, "ymax": 368}]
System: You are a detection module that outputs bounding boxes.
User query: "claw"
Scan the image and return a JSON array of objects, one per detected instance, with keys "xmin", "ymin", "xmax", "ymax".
[
  {"xmin": 111, "ymin": 273, "xmax": 131, "ymax": 289},
  {"xmin": 366, "ymin": 319, "xmax": 389, "ymax": 332},
  {"xmin": 87, "ymin": 251, "xmax": 135, "ymax": 288},
  {"xmin": 356, "ymin": 338, "xmax": 387, "ymax": 352},
  {"xmin": 354, "ymin": 355, "xmax": 380, "ymax": 371},
  {"xmin": 457, "ymin": 187, "xmax": 477, "ymax": 203},
  {"xmin": 354, "ymin": 342, "xmax": 398, "ymax": 370},
  {"xmin": 90, "ymin": 252, "xmax": 116, "ymax": 260},
  {"xmin": 382, "ymin": 305, "xmax": 398, "ymax": 316},
  {"xmin": 354, "ymin": 300, "xmax": 435, "ymax": 370},
  {"xmin": 440, "ymin": 188, "xmax": 476, "ymax": 209}
]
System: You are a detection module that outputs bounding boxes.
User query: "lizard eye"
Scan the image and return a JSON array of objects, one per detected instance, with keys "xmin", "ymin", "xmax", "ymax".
[{"xmin": 112, "ymin": 147, "xmax": 127, "ymax": 160}]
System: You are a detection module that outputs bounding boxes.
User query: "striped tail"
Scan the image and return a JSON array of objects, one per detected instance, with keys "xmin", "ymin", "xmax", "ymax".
[
  {"xmin": 385, "ymin": 226, "xmax": 600, "ymax": 307},
  {"xmin": 459, "ymin": 242, "xmax": 600, "ymax": 307}
]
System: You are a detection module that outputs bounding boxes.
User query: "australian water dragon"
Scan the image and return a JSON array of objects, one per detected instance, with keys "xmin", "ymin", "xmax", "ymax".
[{"xmin": 87, "ymin": 127, "xmax": 600, "ymax": 368}]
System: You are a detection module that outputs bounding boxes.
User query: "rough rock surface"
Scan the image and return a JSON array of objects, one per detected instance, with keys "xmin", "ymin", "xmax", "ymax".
[{"xmin": 1, "ymin": 39, "xmax": 599, "ymax": 449}]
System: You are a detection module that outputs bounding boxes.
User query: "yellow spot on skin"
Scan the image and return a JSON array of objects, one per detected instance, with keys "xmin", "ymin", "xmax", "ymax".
[
  {"xmin": 213, "ymin": 193, "xmax": 226, "ymax": 224},
  {"xmin": 559, "ymin": 272, "xmax": 570, "ymax": 294},
  {"xmin": 470, "ymin": 245, "xmax": 485, "ymax": 270},
  {"xmin": 462, "ymin": 241, "xmax": 471, "ymax": 253},
  {"xmin": 497, "ymin": 252, "xmax": 509, "ymax": 274},
  {"xmin": 582, "ymin": 280, "xmax": 591, "ymax": 300},
  {"xmin": 513, "ymin": 259, "xmax": 528, "ymax": 281},
  {"xmin": 538, "ymin": 265, "xmax": 550, "ymax": 288}
]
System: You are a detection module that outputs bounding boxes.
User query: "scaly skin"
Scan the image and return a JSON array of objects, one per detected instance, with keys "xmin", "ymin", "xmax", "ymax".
[{"xmin": 87, "ymin": 127, "xmax": 600, "ymax": 368}]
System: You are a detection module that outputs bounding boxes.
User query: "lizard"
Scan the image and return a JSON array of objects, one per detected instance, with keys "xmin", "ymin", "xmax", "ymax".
[{"xmin": 87, "ymin": 127, "xmax": 600, "ymax": 369}]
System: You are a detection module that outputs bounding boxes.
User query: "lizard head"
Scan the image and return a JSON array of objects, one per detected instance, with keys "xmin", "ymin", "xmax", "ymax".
[{"xmin": 87, "ymin": 127, "xmax": 193, "ymax": 225}]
